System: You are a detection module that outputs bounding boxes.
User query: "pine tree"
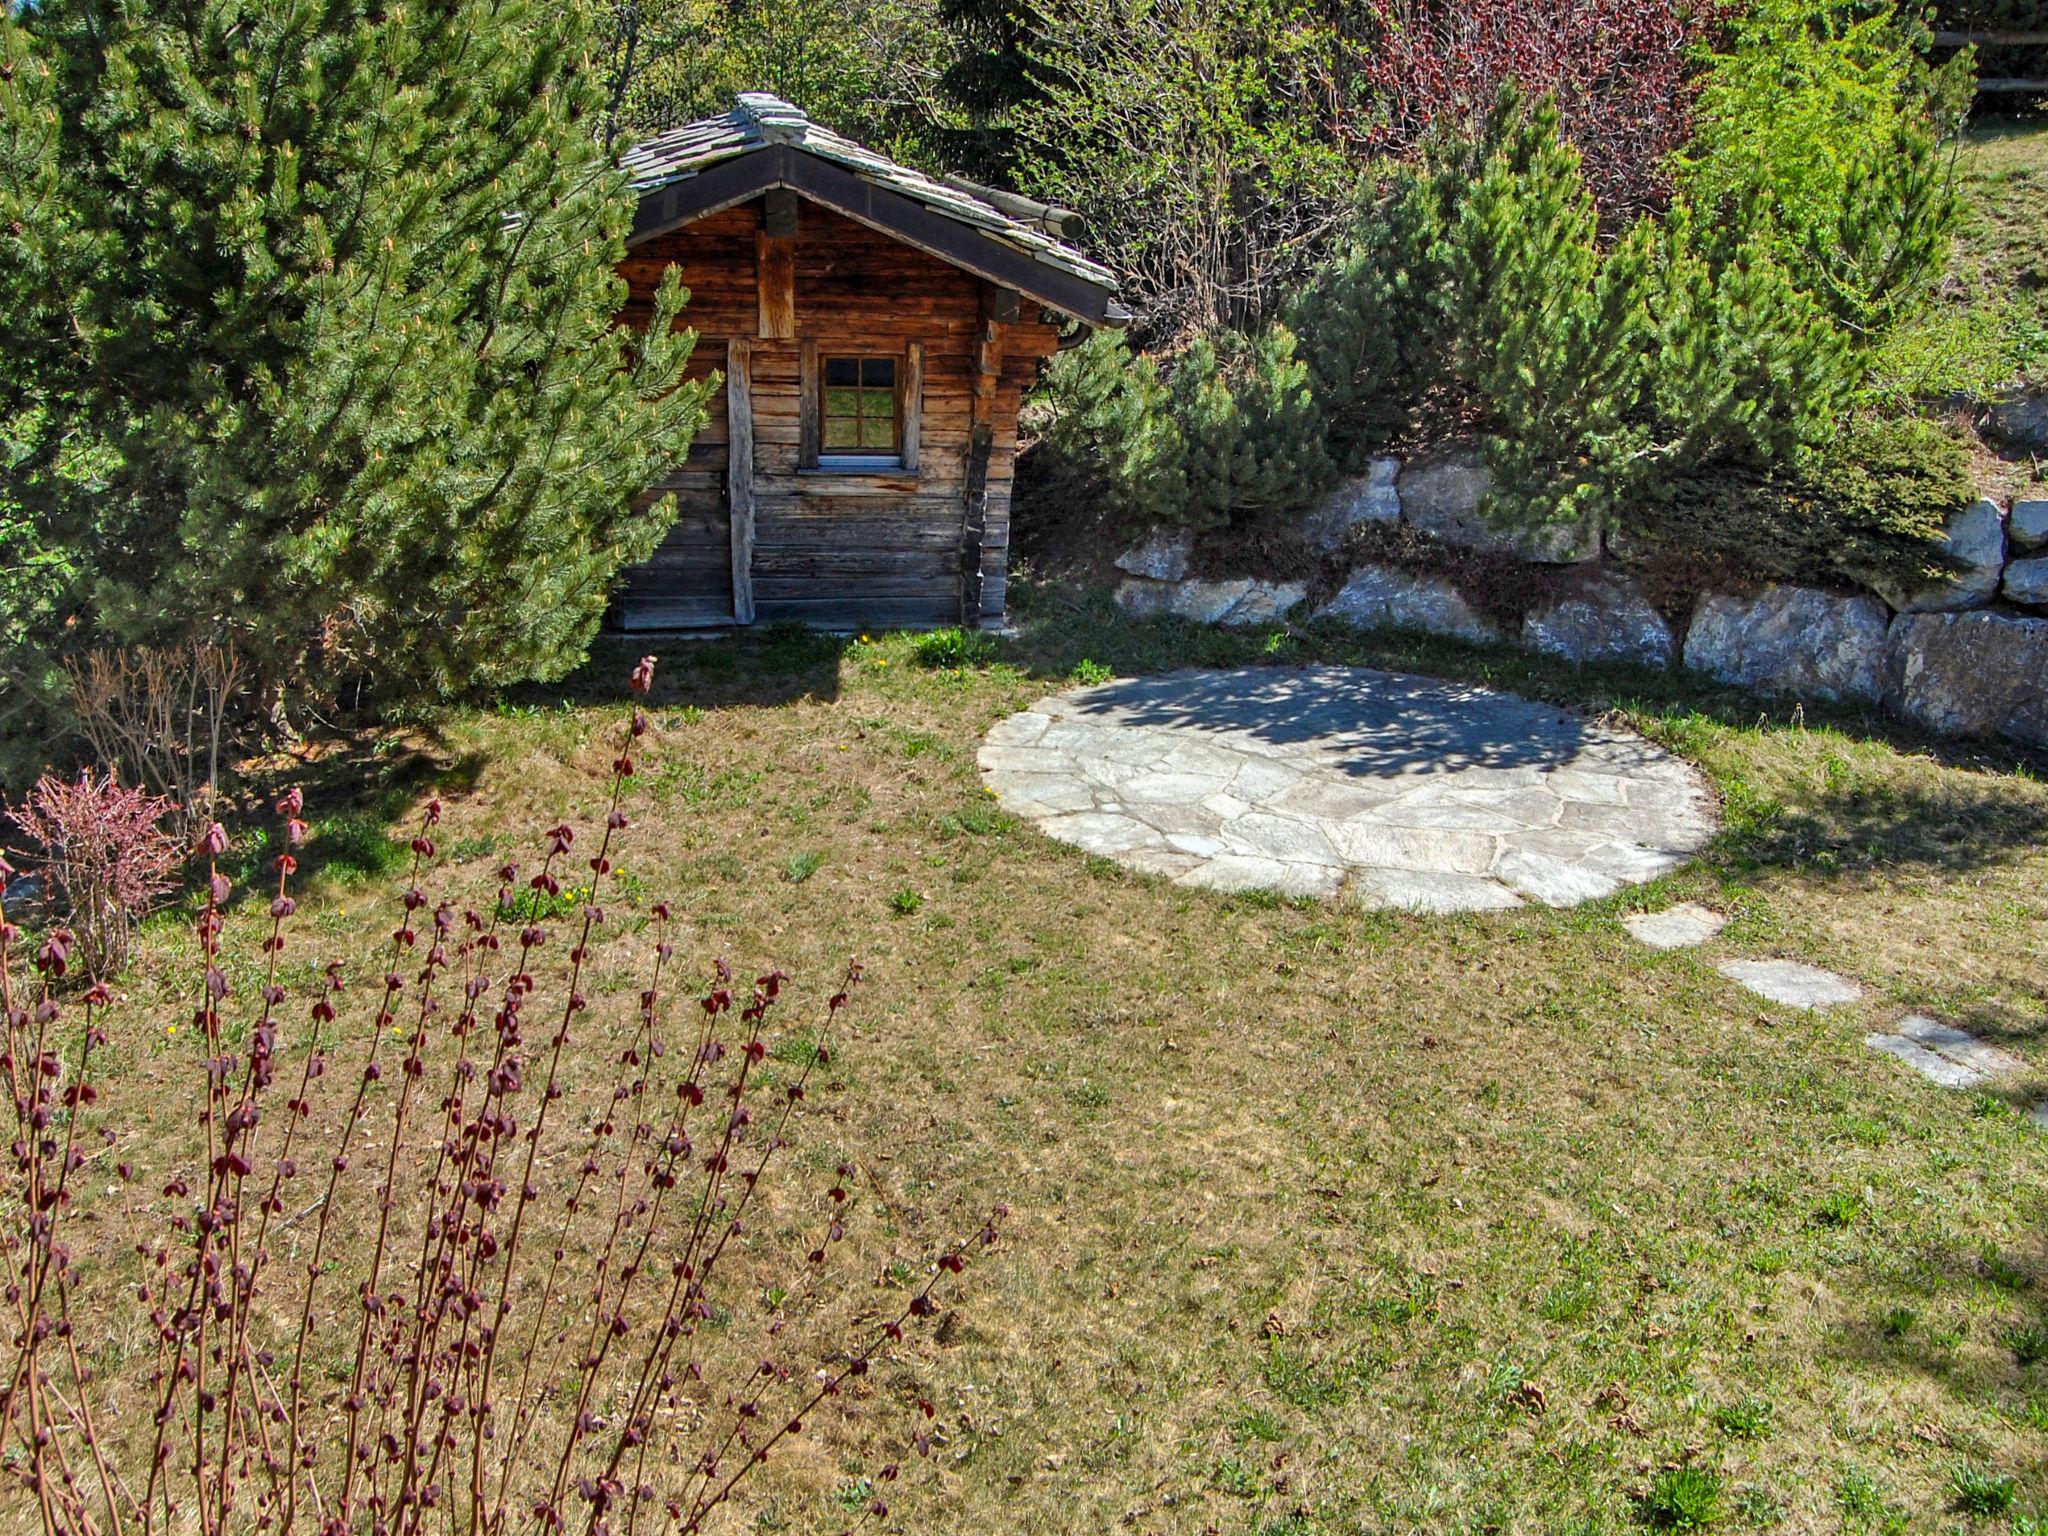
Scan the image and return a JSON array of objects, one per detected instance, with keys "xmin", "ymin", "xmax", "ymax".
[
  {"xmin": 930, "ymin": 0, "xmax": 1056, "ymax": 182},
  {"xmin": 1, "ymin": 0, "xmax": 708, "ymax": 723}
]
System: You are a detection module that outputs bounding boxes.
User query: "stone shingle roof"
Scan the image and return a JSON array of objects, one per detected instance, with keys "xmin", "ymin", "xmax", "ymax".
[{"xmin": 621, "ymin": 93, "xmax": 1123, "ymax": 314}]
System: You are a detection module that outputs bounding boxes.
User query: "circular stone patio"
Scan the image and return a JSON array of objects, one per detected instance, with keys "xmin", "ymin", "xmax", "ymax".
[{"xmin": 977, "ymin": 666, "xmax": 1717, "ymax": 911}]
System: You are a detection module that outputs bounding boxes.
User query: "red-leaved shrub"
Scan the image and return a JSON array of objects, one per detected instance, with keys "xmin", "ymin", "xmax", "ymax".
[
  {"xmin": 0, "ymin": 657, "xmax": 996, "ymax": 1534},
  {"xmin": 1359, "ymin": 0, "xmax": 1727, "ymax": 221},
  {"xmin": 8, "ymin": 769, "xmax": 182, "ymax": 982}
]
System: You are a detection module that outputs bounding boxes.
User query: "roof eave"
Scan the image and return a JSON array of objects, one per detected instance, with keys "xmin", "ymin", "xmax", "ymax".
[{"xmin": 628, "ymin": 143, "xmax": 1123, "ymax": 329}]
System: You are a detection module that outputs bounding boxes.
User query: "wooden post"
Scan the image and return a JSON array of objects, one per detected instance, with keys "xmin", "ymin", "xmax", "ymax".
[
  {"xmin": 900, "ymin": 341, "xmax": 923, "ymax": 474},
  {"xmin": 757, "ymin": 191, "xmax": 797, "ymax": 340},
  {"xmin": 797, "ymin": 340, "xmax": 820, "ymax": 468},
  {"xmin": 958, "ymin": 288, "xmax": 1012, "ymax": 626},
  {"xmin": 726, "ymin": 338, "xmax": 756, "ymax": 625}
]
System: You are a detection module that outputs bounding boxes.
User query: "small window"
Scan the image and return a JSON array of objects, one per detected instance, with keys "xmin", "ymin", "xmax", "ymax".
[{"xmin": 820, "ymin": 356, "xmax": 900, "ymax": 466}]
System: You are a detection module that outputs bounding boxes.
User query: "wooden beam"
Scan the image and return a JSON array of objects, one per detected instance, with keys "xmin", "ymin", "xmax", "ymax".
[
  {"xmin": 797, "ymin": 340, "xmax": 820, "ymax": 469},
  {"xmin": 762, "ymin": 187, "xmax": 800, "ymax": 236},
  {"xmin": 958, "ymin": 303, "xmax": 1005, "ymax": 626},
  {"xmin": 900, "ymin": 341, "xmax": 923, "ymax": 474},
  {"xmin": 726, "ymin": 338, "xmax": 756, "ymax": 625},
  {"xmin": 756, "ymin": 229, "xmax": 795, "ymax": 339}
]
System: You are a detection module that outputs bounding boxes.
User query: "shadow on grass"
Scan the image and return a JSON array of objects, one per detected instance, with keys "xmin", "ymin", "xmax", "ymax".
[
  {"xmin": 550, "ymin": 625, "xmax": 850, "ymax": 712},
  {"xmin": 212, "ymin": 736, "xmax": 487, "ymax": 907}
]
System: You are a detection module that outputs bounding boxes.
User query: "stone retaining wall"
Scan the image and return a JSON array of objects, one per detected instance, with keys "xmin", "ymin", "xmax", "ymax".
[{"xmin": 1112, "ymin": 446, "xmax": 2048, "ymax": 751}]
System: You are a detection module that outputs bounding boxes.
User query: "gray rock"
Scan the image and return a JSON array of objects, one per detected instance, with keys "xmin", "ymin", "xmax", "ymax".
[
  {"xmin": 1313, "ymin": 563, "xmax": 1500, "ymax": 645},
  {"xmin": 1115, "ymin": 577, "xmax": 1305, "ymax": 627},
  {"xmin": 1114, "ymin": 529, "xmax": 1192, "ymax": 582},
  {"xmin": 1989, "ymin": 389, "xmax": 2048, "ymax": 451},
  {"xmin": 1718, "ymin": 958, "xmax": 1863, "ymax": 1009},
  {"xmin": 1622, "ymin": 902, "xmax": 1726, "ymax": 950},
  {"xmin": 2011, "ymin": 499, "xmax": 2048, "ymax": 554},
  {"xmin": 1300, "ymin": 457, "xmax": 1401, "ymax": 552},
  {"xmin": 2003, "ymin": 556, "xmax": 2048, "ymax": 609},
  {"xmin": 1683, "ymin": 586, "xmax": 1889, "ymax": 703},
  {"xmin": 1882, "ymin": 609, "xmax": 2048, "ymax": 747},
  {"xmin": 1520, "ymin": 575, "xmax": 1674, "ymax": 668},
  {"xmin": 1224, "ymin": 580, "xmax": 1309, "ymax": 626},
  {"xmin": 1397, "ymin": 444, "xmax": 1597, "ymax": 563},
  {"xmin": 1870, "ymin": 498, "xmax": 2006, "ymax": 613}
]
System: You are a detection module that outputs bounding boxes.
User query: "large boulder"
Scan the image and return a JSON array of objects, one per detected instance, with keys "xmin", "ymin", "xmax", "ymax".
[
  {"xmin": 1869, "ymin": 498, "xmax": 2007, "ymax": 614},
  {"xmin": 1312, "ymin": 563, "xmax": 1499, "ymax": 644},
  {"xmin": 1683, "ymin": 586, "xmax": 1889, "ymax": 703},
  {"xmin": 1298, "ymin": 457, "xmax": 1401, "ymax": 552},
  {"xmin": 1989, "ymin": 389, "xmax": 2048, "ymax": 452},
  {"xmin": 1397, "ymin": 444, "xmax": 1598, "ymax": 564},
  {"xmin": 2011, "ymin": 499, "xmax": 2048, "ymax": 555},
  {"xmin": 1884, "ymin": 610, "xmax": 2048, "ymax": 747},
  {"xmin": 1114, "ymin": 528, "xmax": 1192, "ymax": 582},
  {"xmin": 1115, "ymin": 577, "xmax": 1306, "ymax": 627},
  {"xmin": 2003, "ymin": 556, "xmax": 2048, "ymax": 609},
  {"xmin": 1521, "ymin": 575, "xmax": 1674, "ymax": 668}
]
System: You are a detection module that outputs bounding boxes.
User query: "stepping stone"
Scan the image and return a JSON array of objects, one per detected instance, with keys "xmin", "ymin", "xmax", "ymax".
[
  {"xmin": 1717, "ymin": 958, "xmax": 1863, "ymax": 1010},
  {"xmin": 1622, "ymin": 902, "xmax": 1726, "ymax": 951},
  {"xmin": 1866, "ymin": 1013, "xmax": 2026, "ymax": 1092},
  {"xmin": 1865, "ymin": 1033, "xmax": 1988, "ymax": 1090},
  {"xmin": 1895, "ymin": 1014, "xmax": 2025, "ymax": 1078}
]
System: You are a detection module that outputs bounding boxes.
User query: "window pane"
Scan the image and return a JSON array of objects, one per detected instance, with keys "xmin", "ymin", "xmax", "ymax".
[
  {"xmin": 822, "ymin": 418, "xmax": 860, "ymax": 448},
  {"xmin": 822, "ymin": 387, "xmax": 861, "ymax": 418},
  {"xmin": 823, "ymin": 357, "xmax": 858, "ymax": 387},
  {"xmin": 859, "ymin": 387, "xmax": 895, "ymax": 421},
  {"xmin": 859, "ymin": 417, "xmax": 897, "ymax": 449},
  {"xmin": 861, "ymin": 357, "xmax": 896, "ymax": 388}
]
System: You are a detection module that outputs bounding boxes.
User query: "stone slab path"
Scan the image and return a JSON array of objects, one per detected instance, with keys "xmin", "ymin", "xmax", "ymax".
[
  {"xmin": 979, "ymin": 666, "xmax": 1718, "ymax": 910},
  {"xmin": 1622, "ymin": 900, "xmax": 2038, "ymax": 1110}
]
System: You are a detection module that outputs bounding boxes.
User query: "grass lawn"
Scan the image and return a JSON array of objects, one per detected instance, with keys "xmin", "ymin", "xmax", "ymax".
[{"xmin": 55, "ymin": 584, "xmax": 2048, "ymax": 1535}]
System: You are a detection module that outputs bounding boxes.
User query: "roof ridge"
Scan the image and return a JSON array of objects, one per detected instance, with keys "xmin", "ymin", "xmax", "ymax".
[{"xmin": 734, "ymin": 92, "xmax": 809, "ymax": 145}]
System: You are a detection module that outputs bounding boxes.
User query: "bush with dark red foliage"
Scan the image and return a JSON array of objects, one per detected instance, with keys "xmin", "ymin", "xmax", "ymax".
[
  {"xmin": 0, "ymin": 657, "xmax": 997, "ymax": 1535},
  {"xmin": 7, "ymin": 769, "xmax": 182, "ymax": 983},
  {"xmin": 1358, "ymin": 0, "xmax": 1728, "ymax": 221}
]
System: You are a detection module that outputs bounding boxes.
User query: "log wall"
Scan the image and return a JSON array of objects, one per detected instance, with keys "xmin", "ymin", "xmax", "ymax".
[{"xmin": 613, "ymin": 198, "xmax": 1057, "ymax": 632}]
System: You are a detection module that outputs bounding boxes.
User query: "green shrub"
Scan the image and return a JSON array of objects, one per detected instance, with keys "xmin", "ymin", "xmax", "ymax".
[
  {"xmin": 1042, "ymin": 325, "xmax": 1335, "ymax": 534},
  {"xmin": 1678, "ymin": 0, "xmax": 1971, "ymax": 334},
  {"xmin": 1291, "ymin": 89, "xmax": 1861, "ymax": 540}
]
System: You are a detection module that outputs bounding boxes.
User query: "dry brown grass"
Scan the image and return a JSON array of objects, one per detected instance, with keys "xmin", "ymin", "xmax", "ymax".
[{"xmin": 41, "ymin": 598, "xmax": 2048, "ymax": 1534}]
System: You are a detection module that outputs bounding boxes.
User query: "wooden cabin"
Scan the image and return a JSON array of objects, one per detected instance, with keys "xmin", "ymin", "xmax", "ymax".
[{"xmin": 612, "ymin": 94, "xmax": 1126, "ymax": 632}]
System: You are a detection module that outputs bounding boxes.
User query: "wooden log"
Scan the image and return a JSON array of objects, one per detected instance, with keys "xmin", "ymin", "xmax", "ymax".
[{"xmin": 727, "ymin": 338, "xmax": 756, "ymax": 625}]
